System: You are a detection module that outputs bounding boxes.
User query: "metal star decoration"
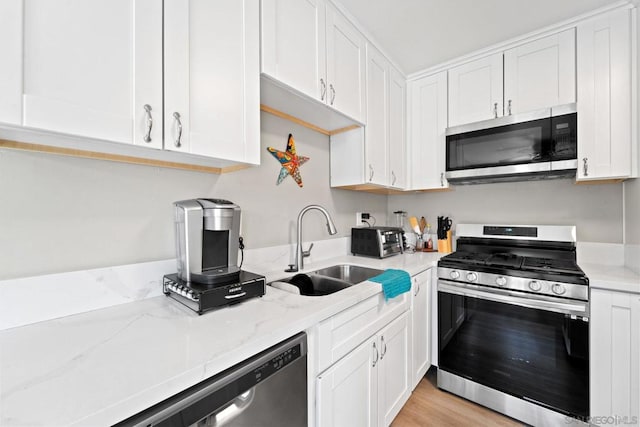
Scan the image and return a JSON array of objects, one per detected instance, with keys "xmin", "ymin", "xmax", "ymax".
[{"xmin": 266, "ymin": 134, "xmax": 310, "ymax": 187}]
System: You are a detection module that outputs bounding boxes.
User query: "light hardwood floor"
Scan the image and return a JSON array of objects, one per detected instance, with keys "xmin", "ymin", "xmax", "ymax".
[{"xmin": 392, "ymin": 369, "xmax": 525, "ymax": 427}]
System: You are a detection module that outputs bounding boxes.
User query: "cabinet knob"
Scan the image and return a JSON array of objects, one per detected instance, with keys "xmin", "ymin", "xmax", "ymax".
[
  {"xmin": 320, "ymin": 78, "xmax": 326, "ymax": 101},
  {"xmin": 582, "ymin": 158, "xmax": 589, "ymax": 177},
  {"xmin": 173, "ymin": 112, "xmax": 183, "ymax": 148},
  {"xmin": 143, "ymin": 104, "xmax": 153, "ymax": 143}
]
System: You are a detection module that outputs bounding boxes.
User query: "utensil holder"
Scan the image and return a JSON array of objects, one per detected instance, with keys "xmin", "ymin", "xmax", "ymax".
[{"xmin": 438, "ymin": 231, "xmax": 452, "ymax": 254}]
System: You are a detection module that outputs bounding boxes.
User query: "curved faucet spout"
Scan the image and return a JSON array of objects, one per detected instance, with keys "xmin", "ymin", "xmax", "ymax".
[{"xmin": 286, "ymin": 205, "xmax": 337, "ymax": 272}]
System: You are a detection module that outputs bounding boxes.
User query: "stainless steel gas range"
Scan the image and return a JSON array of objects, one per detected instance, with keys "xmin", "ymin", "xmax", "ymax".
[{"xmin": 437, "ymin": 224, "xmax": 589, "ymax": 425}]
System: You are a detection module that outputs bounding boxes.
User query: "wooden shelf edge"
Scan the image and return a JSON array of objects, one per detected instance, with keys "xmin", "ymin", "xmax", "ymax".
[
  {"xmin": 574, "ymin": 178, "xmax": 626, "ymax": 185},
  {"xmin": 0, "ymin": 139, "xmax": 250, "ymax": 174},
  {"xmin": 260, "ymin": 104, "xmax": 362, "ymax": 137},
  {"xmin": 332, "ymin": 183, "xmax": 454, "ymax": 195}
]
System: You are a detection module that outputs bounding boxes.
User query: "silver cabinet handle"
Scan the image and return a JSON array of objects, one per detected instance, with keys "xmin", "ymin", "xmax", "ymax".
[
  {"xmin": 583, "ymin": 158, "xmax": 588, "ymax": 176},
  {"xmin": 380, "ymin": 336, "xmax": 387, "ymax": 359},
  {"xmin": 329, "ymin": 84, "xmax": 335, "ymax": 105},
  {"xmin": 372, "ymin": 341, "xmax": 379, "ymax": 367},
  {"xmin": 508, "ymin": 99, "xmax": 512, "ymax": 115},
  {"xmin": 369, "ymin": 164, "xmax": 374, "ymax": 181},
  {"xmin": 224, "ymin": 292, "xmax": 247, "ymax": 300},
  {"xmin": 143, "ymin": 104, "xmax": 153, "ymax": 143},
  {"xmin": 414, "ymin": 279, "xmax": 420, "ymax": 296},
  {"xmin": 493, "ymin": 102, "xmax": 498, "ymax": 118},
  {"xmin": 320, "ymin": 78, "xmax": 326, "ymax": 101},
  {"xmin": 440, "ymin": 172, "xmax": 445, "ymax": 187},
  {"xmin": 173, "ymin": 112, "xmax": 183, "ymax": 148},
  {"xmin": 391, "ymin": 171, "xmax": 396, "ymax": 186}
]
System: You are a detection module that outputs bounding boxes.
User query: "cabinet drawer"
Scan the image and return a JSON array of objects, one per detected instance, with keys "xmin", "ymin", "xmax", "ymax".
[{"xmin": 317, "ymin": 291, "xmax": 409, "ymax": 373}]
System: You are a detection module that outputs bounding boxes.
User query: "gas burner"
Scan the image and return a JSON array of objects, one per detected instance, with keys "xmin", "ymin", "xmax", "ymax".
[
  {"xmin": 486, "ymin": 253, "xmax": 524, "ymax": 268},
  {"xmin": 441, "ymin": 252, "xmax": 491, "ymax": 265},
  {"xmin": 522, "ymin": 257, "xmax": 583, "ymax": 275}
]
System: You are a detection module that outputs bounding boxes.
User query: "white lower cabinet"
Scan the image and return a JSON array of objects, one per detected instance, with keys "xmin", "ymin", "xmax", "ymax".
[
  {"xmin": 410, "ymin": 269, "xmax": 431, "ymax": 390},
  {"xmin": 590, "ymin": 288, "xmax": 640, "ymax": 424},
  {"xmin": 317, "ymin": 312, "xmax": 410, "ymax": 427}
]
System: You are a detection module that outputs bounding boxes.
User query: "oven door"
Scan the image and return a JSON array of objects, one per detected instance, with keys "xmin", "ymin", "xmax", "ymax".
[{"xmin": 438, "ymin": 280, "xmax": 589, "ymax": 418}]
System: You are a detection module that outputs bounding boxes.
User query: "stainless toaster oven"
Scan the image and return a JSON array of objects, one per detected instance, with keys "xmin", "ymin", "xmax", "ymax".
[{"xmin": 351, "ymin": 226, "xmax": 404, "ymax": 258}]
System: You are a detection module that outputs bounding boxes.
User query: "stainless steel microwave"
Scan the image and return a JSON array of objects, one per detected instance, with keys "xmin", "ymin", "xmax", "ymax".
[{"xmin": 445, "ymin": 103, "xmax": 577, "ymax": 184}]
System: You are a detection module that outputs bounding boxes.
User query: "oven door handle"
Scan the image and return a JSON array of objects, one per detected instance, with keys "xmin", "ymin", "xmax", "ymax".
[{"xmin": 438, "ymin": 280, "xmax": 589, "ymax": 318}]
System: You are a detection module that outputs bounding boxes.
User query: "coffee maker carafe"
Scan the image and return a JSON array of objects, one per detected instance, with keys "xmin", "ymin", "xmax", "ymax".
[{"xmin": 174, "ymin": 198, "xmax": 241, "ymax": 285}]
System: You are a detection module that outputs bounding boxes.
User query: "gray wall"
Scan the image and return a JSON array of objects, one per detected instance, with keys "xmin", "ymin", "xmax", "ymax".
[
  {"xmin": 388, "ymin": 179, "xmax": 624, "ymax": 243},
  {"xmin": 625, "ymin": 175, "xmax": 640, "ymax": 245},
  {"xmin": 0, "ymin": 113, "xmax": 387, "ymax": 280}
]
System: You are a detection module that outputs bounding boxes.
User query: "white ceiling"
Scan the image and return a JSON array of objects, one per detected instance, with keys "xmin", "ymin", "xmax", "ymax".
[{"xmin": 336, "ymin": 0, "xmax": 620, "ymax": 75}]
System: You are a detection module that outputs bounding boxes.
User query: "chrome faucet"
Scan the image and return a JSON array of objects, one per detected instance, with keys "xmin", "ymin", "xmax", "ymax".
[{"xmin": 285, "ymin": 205, "xmax": 337, "ymax": 272}]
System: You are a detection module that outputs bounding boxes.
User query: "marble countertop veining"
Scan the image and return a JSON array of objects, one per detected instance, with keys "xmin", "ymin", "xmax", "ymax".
[{"xmin": 0, "ymin": 252, "xmax": 441, "ymax": 426}]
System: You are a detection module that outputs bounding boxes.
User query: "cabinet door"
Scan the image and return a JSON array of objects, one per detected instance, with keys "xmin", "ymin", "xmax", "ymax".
[
  {"xmin": 378, "ymin": 312, "xmax": 410, "ymax": 426},
  {"xmin": 577, "ymin": 9, "xmax": 633, "ymax": 181},
  {"xmin": 388, "ymin": 67, "xmax": 406, "ymax": 189},
  {"xmin": 504, "ymin": 29, "xmax": 576, "ymax": 115},
  {"xmin": 317, "ymin": 336, "xmax": 378, "ymax": 427},
  {"xmin": 0, "ymin": 0, "xmax": 22, "ymax": 125},
  {"xmin": 408, "ymin": 71, "xmax": 449, "ymax": 190},
  {"xmin": 20, "ymin": 0, "xmax": 163, "ymax": 147},
  {"xmin": 164, "ymin": 0, "xmax": 260, "ymax": 163},
  {"xmin": 411, "ymin": 270, "xmax": 431, "ymax": 390},
  {"xmin": 326, "ymin": 4, "xmax": 366, "ymax": 123},
  {"xmin": 448, "ymin": 53, "xmax": 503, "ymax": 126},
  {"xmin": 261, "ymin": 0, "xmax": 326, "ymax": 102},
  {"xmin": 591, "ymin": 289, "xmax": 640, "ymax": 423},
  {"xmin": 365, "ymin": 44, "xmax": 389, "ymax": 186}
]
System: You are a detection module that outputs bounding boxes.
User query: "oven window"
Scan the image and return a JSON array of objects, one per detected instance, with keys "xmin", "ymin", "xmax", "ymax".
[
  {"xmin": 446, "ymin": 118, "xmax": 551, "ymax": 170},
  {"xmin": 438, "ymin": 292, "xmax": 589, "ymax": 417}
]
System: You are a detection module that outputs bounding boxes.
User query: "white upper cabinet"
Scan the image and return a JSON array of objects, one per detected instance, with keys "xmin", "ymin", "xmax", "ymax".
[
  {"xmin": 164, "ymin": 0, "xmax": 260, "ymax": 164},
  {"xmin": 0, "ymin": 0, "xmax": 23, "ymax": 126},
  {"xmin": 504, "ymin": 29, "xmax": 576, "ymax": 115},
  {"xmin": 408, "ymin": 71, "xmax": 449, "ymax": 190},
  {"xmin": 14, "ymin": 0, "xmax": 163, "ymax": 148},
  {"xmin": 261, "ymin": 0, "xmax": 366, "ymax": 124},
  {"xmin": 260, "ymin": 0, "xmax": 326, "ymax": 102},
  {"xmin": 388, "ymin": 67, "xmax": 407, "ymax": 189},
  {"xmin": 326, "ymin": 3, "xmax": 366, "ymax": 123},
  {"xmin": 365, "ymin": 44, "xmax": 390, "ymax": 186},
  {"xmin": 448, "ymin": 53, "xmax": 503, "ymax": 127},
  {"xmin": 577, "ymin": 8, "xmax": 635, "ymax": 181}
]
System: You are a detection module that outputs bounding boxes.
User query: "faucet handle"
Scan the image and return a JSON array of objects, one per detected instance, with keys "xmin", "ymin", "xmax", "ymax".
[
  {"xmin": 285, "ymin": 264, "xmax": 298, "ymax": 273},
  {"xmin": 302, "ymin": 243, "xmax": 314, "ymax": 258}
]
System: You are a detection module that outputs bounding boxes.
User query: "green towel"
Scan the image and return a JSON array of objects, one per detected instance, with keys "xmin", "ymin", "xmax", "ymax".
[{"xmin": 369, "ymin": 269, "xmax": 411, "ymax": 301}]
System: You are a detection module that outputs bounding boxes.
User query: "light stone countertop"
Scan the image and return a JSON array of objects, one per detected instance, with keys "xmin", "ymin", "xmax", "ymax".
[
  {"xmin": 0, "ymin": 252, "xmax": 440, "ymax": 426},
  {"xmin": 582, "ymin": 263, "xmax": 640, "ymax": 294}
]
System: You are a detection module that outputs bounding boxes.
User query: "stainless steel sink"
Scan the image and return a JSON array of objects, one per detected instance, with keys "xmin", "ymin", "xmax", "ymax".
[
  {"xmin": 311, "ymin": 264, "xmax": 384, "ymax": 285},
  {"xmin": 269, "ymin": 264, "xmax": 384, "ymax": 296}
]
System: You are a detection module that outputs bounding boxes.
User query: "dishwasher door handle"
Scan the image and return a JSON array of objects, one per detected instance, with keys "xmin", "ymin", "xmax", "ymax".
[{"xmin": 206, "ymin": 388, "xmax": 255, "ymax": 426}]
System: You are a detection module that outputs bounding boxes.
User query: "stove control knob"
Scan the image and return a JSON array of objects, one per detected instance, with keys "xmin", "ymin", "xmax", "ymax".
[
  {"xmin": 496, "ymin": 276, "xmax": 507, "ymax": 287},
  {"xmin": 552, "ymin": 283, "xmax": 566, "ymax": 295},
  {"xmin": 467, "ymin": 272, "xmax": 478, "ymax": 282},
  {"xmin": 528, "ymin": 281, "xmax": 542, "ymax": 292},
  {"xmin": 450, "ymin": 270, "xmax": 460, "ymax": 280}
]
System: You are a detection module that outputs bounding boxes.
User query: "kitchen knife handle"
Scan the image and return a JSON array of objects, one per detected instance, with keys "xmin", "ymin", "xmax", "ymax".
[{"xmin": 143, "ymin": 104, "xmax": 153, "ymax": 143}]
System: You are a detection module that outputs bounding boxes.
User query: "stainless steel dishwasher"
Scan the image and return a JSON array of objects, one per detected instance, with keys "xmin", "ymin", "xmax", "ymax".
[{"xmin": 115, "ymin": 333, "xmax": 307, "ymax": 427}]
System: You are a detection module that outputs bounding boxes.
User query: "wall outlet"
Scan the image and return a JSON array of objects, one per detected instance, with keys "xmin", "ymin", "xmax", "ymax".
[{"xmin": 355, "ymin": 212, "xmax": 371, "ymax": 226}]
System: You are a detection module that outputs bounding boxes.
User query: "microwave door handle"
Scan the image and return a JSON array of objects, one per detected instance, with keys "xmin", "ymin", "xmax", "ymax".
[{"xmin": 438, "ymin": 280, "xmax": 588, "ymax": 318}]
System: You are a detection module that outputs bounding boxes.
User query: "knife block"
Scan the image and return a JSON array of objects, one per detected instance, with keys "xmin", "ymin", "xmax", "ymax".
[{"xmin": 437, "ymin": 231, "xmax": 452, "ymax": 254}]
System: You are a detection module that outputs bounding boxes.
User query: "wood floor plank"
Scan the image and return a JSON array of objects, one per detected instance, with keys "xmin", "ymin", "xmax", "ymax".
[{"xmin": 392, "ymin": 369, "xmax": 525, "ymax": 427}]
